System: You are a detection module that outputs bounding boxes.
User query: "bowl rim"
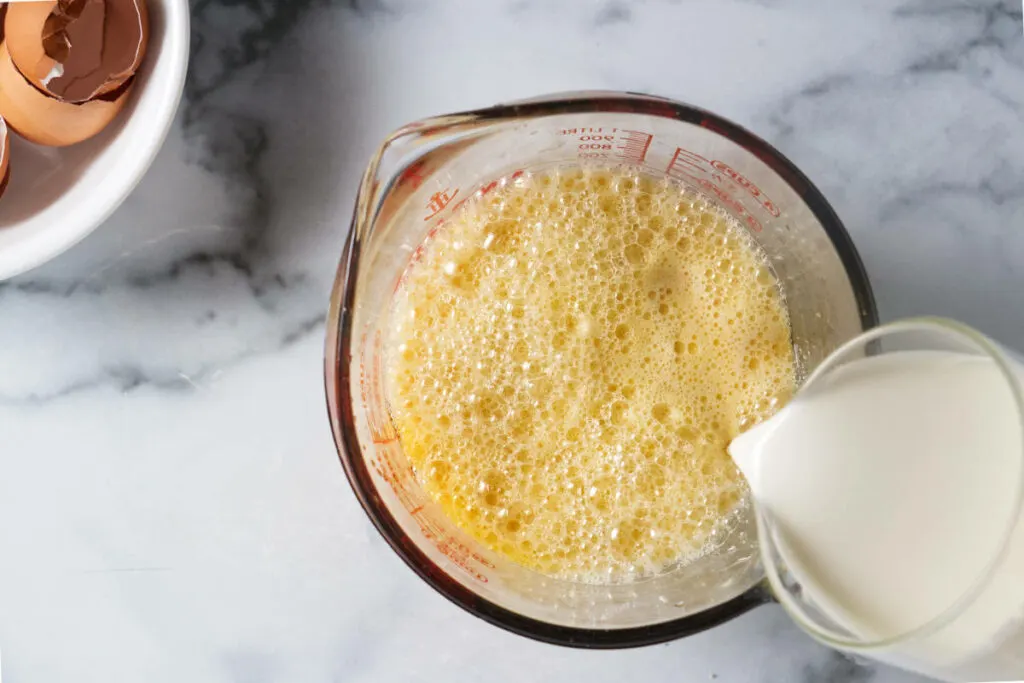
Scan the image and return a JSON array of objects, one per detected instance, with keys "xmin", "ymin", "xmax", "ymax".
[{"xmin": 0, "ymin": 0, "xmax": 191, "ymax": 280}]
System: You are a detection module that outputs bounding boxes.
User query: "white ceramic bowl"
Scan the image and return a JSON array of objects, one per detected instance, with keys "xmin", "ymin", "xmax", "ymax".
[{"xmin": 0, "ymin": 0, "xmax": 190, "ymax": 280}]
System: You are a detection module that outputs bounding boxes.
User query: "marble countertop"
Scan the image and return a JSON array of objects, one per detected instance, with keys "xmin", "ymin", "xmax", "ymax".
[{"xmin": 2, "ymin": 0, "xmax": 1021, "ymax": 680}]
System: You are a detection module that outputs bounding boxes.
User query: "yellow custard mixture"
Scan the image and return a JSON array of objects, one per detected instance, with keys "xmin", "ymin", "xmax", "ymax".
[{"xmin": 386, "ymin": 167, "xmax": 794, "ymax": 581}]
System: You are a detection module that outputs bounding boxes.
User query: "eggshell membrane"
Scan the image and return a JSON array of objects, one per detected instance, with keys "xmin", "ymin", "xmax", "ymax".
[
  {"xmin": 0, "ymin": 118, "xmax": 10, "ymax": 198},
  {"xmin": 5, "ymin": 0, "xmax": 149, "ymax": 102},
  {"xmin": 0, "ymin": 40, "xmax": 129, "ymax": 147}
]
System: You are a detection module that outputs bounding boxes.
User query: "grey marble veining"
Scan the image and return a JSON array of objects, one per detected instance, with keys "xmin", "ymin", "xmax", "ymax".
[{"xmin": 1, "ymin": 0, "xmax": 1021, "ymax": 680}]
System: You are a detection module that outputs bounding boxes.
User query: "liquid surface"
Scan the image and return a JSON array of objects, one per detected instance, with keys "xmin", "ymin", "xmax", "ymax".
[
  {"xmin": 387, "ymin": 167, "xmax": 794, "ymax": 581},
  {"xmin": 730, "ymin": 350, "xmax": 1024, "ymax": 681}
]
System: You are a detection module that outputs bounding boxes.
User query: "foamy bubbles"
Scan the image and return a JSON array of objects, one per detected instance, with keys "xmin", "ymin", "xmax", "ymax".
[{"xmin": 385, "ymin": 167, "xmax": 795, "ymax": 582}]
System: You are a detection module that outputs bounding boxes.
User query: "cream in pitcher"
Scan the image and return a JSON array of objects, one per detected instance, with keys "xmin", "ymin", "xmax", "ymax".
[{"xmin": 729, "ymin": 325, "xmax": 1024, "ymax": 683}]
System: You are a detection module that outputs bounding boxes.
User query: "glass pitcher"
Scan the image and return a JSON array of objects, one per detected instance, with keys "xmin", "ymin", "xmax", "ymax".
[
  {"xmin": 757, "ymin": 317, "xmax": 1024, "ymax": 681},
  {"xmin": 324, "ymin": 91, "xmax": 877, "ymax": 647}
]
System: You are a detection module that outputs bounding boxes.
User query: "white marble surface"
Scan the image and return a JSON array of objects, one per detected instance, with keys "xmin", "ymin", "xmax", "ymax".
[{"xmin": 1, "ymin": 0, "xmax": 1021, "ymax": 680}]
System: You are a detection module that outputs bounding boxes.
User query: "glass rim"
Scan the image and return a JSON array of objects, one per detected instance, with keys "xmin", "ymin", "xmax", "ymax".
[
  {"xmin": 325, "ymin": 90, "xmax": 880, "ymax": 647},
  {"xmin": 759, "ymin": 316, "xmax": 1024, "ymax": 651}
]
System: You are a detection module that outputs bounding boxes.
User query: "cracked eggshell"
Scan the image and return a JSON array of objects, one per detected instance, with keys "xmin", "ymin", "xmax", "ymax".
[
  {"xmin": 6, "ymin": 0, "xmax": 149, "ymax": 103},
  {"xmin": 0, "ymin": 0, "xmax": 189, "ymax": 280},
  {"xmin": 0, "ymin": 40, "xmax": 130, "ymax": 147},
  {"xmin": 5, "ymin": 0, "xmax": 60, "ymax": 96}
]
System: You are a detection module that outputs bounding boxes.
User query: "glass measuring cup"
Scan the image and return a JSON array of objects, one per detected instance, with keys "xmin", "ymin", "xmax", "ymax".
[
  {"xmin": 759, "ymin": 317, "xmax": 1024, "ymax": 681},
  {"xmin": 324, "ymin": 91, "xmax": 877, "ymax": 647}
]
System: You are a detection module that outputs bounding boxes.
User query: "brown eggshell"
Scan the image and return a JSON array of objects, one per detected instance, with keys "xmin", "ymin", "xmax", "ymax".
[
  {"xmin": 0, "ymin": 40, "xmax": 130, "ymax": 147},
  {"xmin": 98, "ymin": 0, "xmax": 149, "ymax": 97},
  {"xmin": 5, "ymin": 1, "xmax": 59, "ymax": 95},
  {"xmin": 6, "ymin": 0, "xmax": 149, "ymax": 103}
]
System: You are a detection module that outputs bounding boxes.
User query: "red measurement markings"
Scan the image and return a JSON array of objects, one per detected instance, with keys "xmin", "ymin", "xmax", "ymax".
[
  {"xmin": 362, "ymin": 346, "xmax": 495, "ymax": 582},
  {"xmin": 399, "ymin": 169, "xmax": 528, "ymax": 295},
  {"xmin": 700, "ymin": 180, "xmax": 763, "ymax": 233},
  {"xmin": 395, "ymin": 225, "xmax": 441, "ymax": 296},
  {"xmin": 371, "ymin": 446, "xmax": 417, "ymax": 512},
  {"xmin": 666, "ymin": 147, "xmax": 764, "ymax": 233},
  {"xmin": 435, "ymin": 535, "xmax": 493, "ymax": 582},
  {"xmin": 420, "ymin": 169, "xmax": 526, "ymax": 224},
  {"xmin": 371, "ymin": 446, "xmax": 494, "ymax": 582},
  {"xmin": 561, "ymin": 127, "xmax": 618, "ymax": 160},
  {"xmin": 448, "ymin": 169, "xmax": 525, "ymax": 216},
  {"xmin": 424, "ymin": 188, "xmax": 459, "ymax": 221},
  {"xmin": 559, "ymin": 127, "xmax": 616, "ymax": 136},
  {"xmin": 400, "ymin": 159, "xmax": 428, "ymax": 190},
  {"xmin": 360, "ymin": 331, "xmax": 398, "ymax": 444},
  {"xmin": 710, "ymin": 160, "xmax": 780, "ymax": 217},
  {"xmin": 666, "ymin": 146, "xmax": 712, "ymax": 178},
  {"xmin": 616, "ymin": 129, "xmax": 653, "ymax": 164}
]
